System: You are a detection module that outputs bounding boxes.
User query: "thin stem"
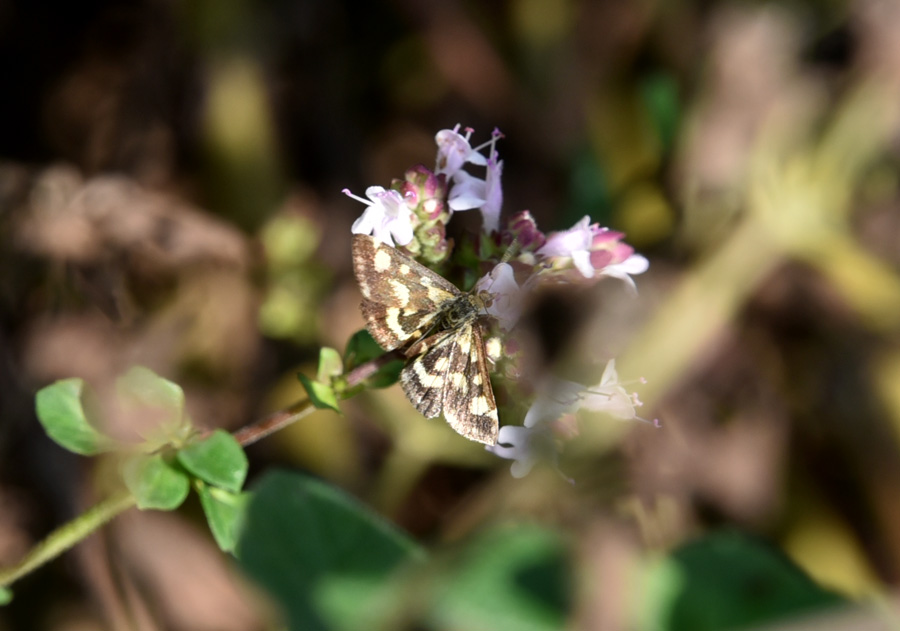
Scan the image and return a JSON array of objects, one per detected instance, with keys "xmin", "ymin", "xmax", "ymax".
[
  {"xmin": 0, "ymin": 491, "xmax": 136, "ymax": 588},
  {"xmin": 232, "ymin": 399, "xmax": 315, "ymax": 447}
]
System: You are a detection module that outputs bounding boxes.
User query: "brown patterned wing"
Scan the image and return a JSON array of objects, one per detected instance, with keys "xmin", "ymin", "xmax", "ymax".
[
  {"xmin": 440, "ymin": 323, "xmax": 499, "ymax": 445},
  {"xmin": 352, "ymin": 234, "xmax": 459, "ymax": 350}
]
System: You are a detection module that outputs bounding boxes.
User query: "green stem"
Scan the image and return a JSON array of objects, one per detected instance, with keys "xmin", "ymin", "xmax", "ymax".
[{"xmin": 0, "ymin": 491, "xmax": 137, "ymax": 588}]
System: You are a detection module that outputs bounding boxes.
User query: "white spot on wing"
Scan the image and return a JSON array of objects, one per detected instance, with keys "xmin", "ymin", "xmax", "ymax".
[
  {"xmin": 399, "ymin": 264, "xmax": 410, "ymax": 275},
  {"xmin": 414, "ymin": 359, "xmax": 443, "ymax": 388},
  {"xmin": 389, "ymin": 279, "xmax": 411, "ymax": 305},
  {"xmin": 469, "ymin": 395, "xmax": 491, "ymax": 415},
  {"xmin": 374, "ymin": 249, "xmax": 391, "ymax": 272}
]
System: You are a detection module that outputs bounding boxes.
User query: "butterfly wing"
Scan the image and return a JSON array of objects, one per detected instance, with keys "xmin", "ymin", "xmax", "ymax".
[{"xmin": 440, "ymin": 322, "xmax": 499, "ymax": 444}]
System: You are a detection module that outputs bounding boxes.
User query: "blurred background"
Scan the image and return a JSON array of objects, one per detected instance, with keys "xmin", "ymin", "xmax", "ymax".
[{"xmin": 2, "ymin": 0, "xmax": 900, "ymax": 629}]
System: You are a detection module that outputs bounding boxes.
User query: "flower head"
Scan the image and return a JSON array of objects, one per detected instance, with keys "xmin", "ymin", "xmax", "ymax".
[
  {"xmin": 345, "ymin": 186, "xmax": 415, "ymax": 247},
  {"xmin": 537, "ymin": 216, "xmax": 595, "ymax": 278},
  {"xmin": 578, "ymin": 360, "xmax": 643, "ymax": 420},
  {"xmin": 537, "ymin": 216, "xmax": 648, "ymax": 287}
]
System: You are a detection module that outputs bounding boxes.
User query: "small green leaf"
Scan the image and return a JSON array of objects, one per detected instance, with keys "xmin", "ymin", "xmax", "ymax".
[
  {"xmin": 197, "ymin": 483, "xmax": 248, "ymax": 553},
  {"xmin": 0, "ymin": 587, "xmax": 12, "ymax": 605},
  {"xmin": 122, "ymin": 454, "xmax": 190, "ymax": 510},
  {"xmin": 177, "ymin": 430, "xmax": 248, "ymax": 493},
  {"xmin": 343, "ymin": 329, "xmax": 402, "ymax": 389},
  {"xmin": 317, "ymin": 347, "xmax": 343, "ymax": 383},
  {"xmin": 35, "ymin": 378, "xmax": 115, "ymax": 455},
  {"xmin": 363, "ymin": 360, "xmax": 404, "ymax": 390},
  {"xmin": 298, "ymin": 374, "xmax": 341, "ymax": 412},
  {"xmin": 344, "ymin": 330, "xmax": 383, "ymax": 370},
  {"xmin": 117, "ymin": 366, "xmax": 185, "ymax": 414}
]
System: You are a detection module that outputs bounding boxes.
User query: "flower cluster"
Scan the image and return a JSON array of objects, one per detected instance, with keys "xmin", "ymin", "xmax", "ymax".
[{"xmin": 345, "ymin": 125, "xmax": 654, "ymax": 478}]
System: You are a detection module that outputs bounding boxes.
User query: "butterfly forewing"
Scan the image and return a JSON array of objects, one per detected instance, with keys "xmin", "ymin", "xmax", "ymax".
[
  {"xmin": 351, "ymin": 234, "xmax": 500, "ymax": 445},
  {"xmin": 352, "ymin": 235, "xmax": 458, "ymax": 350}
]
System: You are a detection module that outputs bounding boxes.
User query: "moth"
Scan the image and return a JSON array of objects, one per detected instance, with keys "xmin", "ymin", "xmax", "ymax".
[{"xmin": 351, "ymin": 234, "xmax": 499, "ymax": 444}]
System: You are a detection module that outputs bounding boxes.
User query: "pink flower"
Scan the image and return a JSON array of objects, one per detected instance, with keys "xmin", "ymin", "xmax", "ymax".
[
  {"xmin": 435, "ymin": 125, "xmax": 488, "ymax": 177},
  {"xmin": 344, "ymin": 186, "xmax": 415, "ymax": 247},
  {"xmin": 538, "ymin": 216, "xmax": 649, "ymax": 287},
  {"xmin": 538, "ymin": 216, "xmax": 595, "ymax": 277},
  {"xmin": 590, "ymin": 230, "xmax": 649, "ymax": 291}
]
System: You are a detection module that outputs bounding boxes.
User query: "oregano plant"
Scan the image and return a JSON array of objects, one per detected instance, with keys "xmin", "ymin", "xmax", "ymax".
[{"xmin": 4, "ymin": 125, "xmax": 660, "ymax": 629}]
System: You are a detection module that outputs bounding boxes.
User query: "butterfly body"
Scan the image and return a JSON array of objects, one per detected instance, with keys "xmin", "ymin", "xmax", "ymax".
[{"xmin": 351, "ymin": 235, "xmax": 499, "ymax": 444}]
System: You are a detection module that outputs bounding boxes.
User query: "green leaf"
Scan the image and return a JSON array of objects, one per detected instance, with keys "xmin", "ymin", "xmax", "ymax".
[
  {"xmin": 177, "ymin": 430, "xmax": 248, "ymax": 493},
  {"xmin": 317, "ymin": 347, "xmax": 343, "ymax": 383},
  {"xmin": 197, "ymin": 483, "xmax": 248, "ymax": 553},
  {"xmin": 116, "ymin": 366, "xmax": 184, "ymax": 415},
  {"xmin": 343, "ymin": 330, "xmax": 383, "ymax": 370},
  {"xmin": 122, "ymin": 454, "xmax": 190, "ymax": 510},
  {"xmin": 0, "ymin": 586, "xmax": 12, "ymax": 605},
  {"xmin": 428, "ymin": 524, "xmax": 570, "ymax": 631},
  {"xmin": 298, "ymin": 374, "xmax": 340, "ymax": 412},
  {"xmin": 237, "ymin": 470, "xmax": 424, "ymax": 631},
  {"xmin": 35, "ymin": 378, "xmax": 115, "ymax": 455},
  {"xmin": 639, "ymin": 531, "xmax": 846, "ymax": 631},
  {"xmin": 343, "ymin": 329, "xmax": 403, "ymax": 390}
]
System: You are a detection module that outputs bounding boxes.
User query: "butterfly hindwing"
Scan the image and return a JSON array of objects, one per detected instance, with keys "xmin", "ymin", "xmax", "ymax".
[
  {"xmin": 400, "ymin": 330, "xmax": 456, "ymax": 419},
  {"xmin": 441, "ymin": 323, "xmax": 499, "ymax": 444}
]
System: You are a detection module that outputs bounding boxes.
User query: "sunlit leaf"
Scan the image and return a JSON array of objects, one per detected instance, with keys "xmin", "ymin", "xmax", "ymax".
[
  {"xmin": 116, "ymin": 366, "xmax": 184, "ymax": 416},
  {"xmin": 317, "ymin": 347, "xmax": 343, "ymax": 382},
  {"xmin": 0, "ymin": 587, "xmax": 11, "ymax": 606},
  {"xmin": 298, "ymin": 374, "xmax": 340, "ymax": 412},
  {"xmin": 35, "ymin": 378, "xmax": 115, "ymax": 456}
]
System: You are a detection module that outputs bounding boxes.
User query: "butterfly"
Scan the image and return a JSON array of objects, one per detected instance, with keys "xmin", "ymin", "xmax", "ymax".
[{"xmin": 351, "ymin": 234, "xmax": 499, "ymax": 444}]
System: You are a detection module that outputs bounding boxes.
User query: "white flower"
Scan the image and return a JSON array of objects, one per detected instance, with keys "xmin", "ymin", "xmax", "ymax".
[
  {"xmin": 486, "ymin": 425, "xmax": 557, "ymax": 478},
  {"xmin": 447, "ymin": 170, "xmax": 487, "ymax": 211},
  {"xmin": 578, "ymin": 360, "xmax": 639, "ymax": 419},
  {"xmin": 537, "ymin": 216, "xmax": 595, "ymax": 278},
  {"xmin": 435, "ymin": 125, "xmax": 488, "ymax": 177},
  {"xmin": 481, "ymin": 154, "xmax": 503, "ymax": 234},
  {"xmin": 475, "ymin": 263, "xmax": 523, "ymax": 331},
  {"xmin": 522, "ymin": 377, "xmax": 584, "ymax": 428},
  {"xmin": 344, "ymin": 186, "xmax": 414, "ymax": 247}
]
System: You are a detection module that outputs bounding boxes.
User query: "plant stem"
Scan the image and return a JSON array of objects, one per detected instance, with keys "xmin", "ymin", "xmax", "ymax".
[{"xmin": 0, "ymin": 491, "xmax": 136, "ymax": 588}]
